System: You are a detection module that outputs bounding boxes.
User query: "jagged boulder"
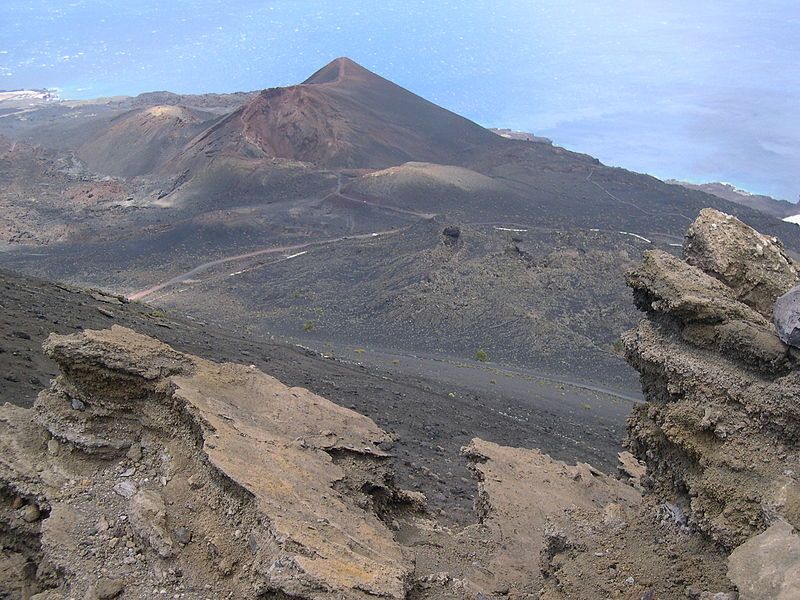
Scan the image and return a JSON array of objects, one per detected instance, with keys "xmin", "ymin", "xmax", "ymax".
[
  {"xmin": 684, "ymin": 208, "xmax": 798, "ymax": 318},
  {"xmin": 626, "ymin": 249, "xmax": 791, "ymax": 374},
  {"xmin": 626, "ymin": 249, "xmax": 768, "ymax": 325},
  {"xmin": 0, "ymin": 326, "xmax": 413, "ymax": 600}
]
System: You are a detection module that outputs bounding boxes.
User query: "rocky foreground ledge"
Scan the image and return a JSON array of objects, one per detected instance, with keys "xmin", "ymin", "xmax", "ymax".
[
  {"xmin": 625, "ymin": 209, "xmax": 800, "ymax": 549},
  {"xmin": 1, "ymin": 325, "xmax": 415, "ymax": 599},
  {"xmin": 0, "ymin": 325, "xmax": 641, "ymax": 600},
  {"xmin": 1, "ymin": 208, "xmax": 799, "ymax": 600},
  {"xmin": 536, "ymin": 209, "xmax": 800, "ymax": 599}
]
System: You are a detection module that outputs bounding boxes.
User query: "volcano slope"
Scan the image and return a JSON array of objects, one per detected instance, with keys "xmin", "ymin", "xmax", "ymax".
[
  {"xmin": 73, "ymin": 105, "xmax": 218, "ymax": 178},
  {"xmin": 166, "ymin": 57, "xmax": 504, "ymax": 173},
  {"xmin": 668, "ymin": 179, "xmax": 799, "ymax": 219},
  {"xmin": 2, "ymin": 58, "xmax": 800, "ymax": 393}
]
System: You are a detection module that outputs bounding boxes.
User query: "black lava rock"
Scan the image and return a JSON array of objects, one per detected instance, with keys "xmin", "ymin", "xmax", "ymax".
[{"xmin": 441, "ymin": 226, "xmax": 461, "ymax": 246}]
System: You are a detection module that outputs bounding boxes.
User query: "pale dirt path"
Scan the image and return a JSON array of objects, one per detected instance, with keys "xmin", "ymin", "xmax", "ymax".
[
  {"xmin": 130, "ymin": 173, "xmax": 435, "ymax": 301},
  {"xmin": 324, "ymin": 173, "xmax": 438, "ymax": 219},
  {"xmin": 127, "ymin": 227, "xmax": 404, "ymax": 301}
]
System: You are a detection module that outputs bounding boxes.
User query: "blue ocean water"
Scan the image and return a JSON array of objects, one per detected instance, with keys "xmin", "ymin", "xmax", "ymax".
[{"xmin": 1, "ymin": 0, "xmax": 798, "ymax": 200}]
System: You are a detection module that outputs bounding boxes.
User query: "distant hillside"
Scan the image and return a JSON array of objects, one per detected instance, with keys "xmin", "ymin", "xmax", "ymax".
[
  {"xmin": 2, "ymin": 57, "xmax": 800, "ymax": 389},
  {"xmin": 75, "ymin": 105, "xmax": 217, "ymax": 177},
  {"xmin": 667, "ymin": 180, "xmax": 798, "ymax": 219}
]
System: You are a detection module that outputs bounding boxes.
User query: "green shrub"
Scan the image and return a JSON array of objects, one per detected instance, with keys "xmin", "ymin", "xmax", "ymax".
[
  {"xmin": 303, "ymin": 321, "xmax": 315, "ymax": 332},
  {"xmin": 475, "ymin": 349, "xmax": 489, "ymax": 362}
]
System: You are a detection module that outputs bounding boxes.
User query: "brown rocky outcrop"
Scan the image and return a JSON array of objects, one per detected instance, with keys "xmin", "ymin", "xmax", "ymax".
[
  {"xmin": 0, "ymin": 326, "xmax": 413, "ymax": 599},
  {"xmin": 623, "ymin": 218, "xmax": 800, "ymax": 549},
  {"xmin": 540, "ymin": 209, "xmax": 800, "ymax": 598},
  {"xmin": 0, "ymin": 325, "xmax": 650, "ymax": 599},
  {"xmin": 397, "ymin": 439, "xmax": 646, "ymax": 599},
  {"xmin": 683, "ymin": 208, "xmax": 798, "ymax": 318},
  {"xmin": 460, "ymin": 439, "xmax": 640, "ymax": 594}
]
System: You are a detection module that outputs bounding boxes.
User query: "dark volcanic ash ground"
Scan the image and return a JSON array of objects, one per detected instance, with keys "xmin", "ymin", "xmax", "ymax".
[{"xmin": 0, "ymin": 268, "xmax": 635, "ymax": 524}]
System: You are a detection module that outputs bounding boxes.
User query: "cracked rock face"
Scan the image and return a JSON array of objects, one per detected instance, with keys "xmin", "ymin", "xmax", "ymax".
[
  {"xmin": 538, "ymin": 210, "xmax": 800, "ymax": 599},
  {"xmin": 624, "ymin": 213, "xmax": 800, "ymax": 550},
  {"xmin": 683, "ymin": 208, "xmax": 798, "ymax": 318},
  {"xmin": 461, "ymin": 439, "xmax": 640, "ymax": 590},
  {"xmin": 0, "ymin": 325, "xmax": 411, "ymax": 599}
]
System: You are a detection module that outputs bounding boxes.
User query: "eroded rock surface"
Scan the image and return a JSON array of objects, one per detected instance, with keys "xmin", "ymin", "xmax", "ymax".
[
  {"xmin": 684, "ymin": 208, "xmax": 798, "ymax": 318},
  {"xmin": 0, "ymin": 325, "xmax": 412, "ymax": 599},
  {"xmin": 539, "ymin": 496, "xmax": 734, "ymax": 599},
  {"xmin": 463, "ymin": 439, "xmax": 639, "ymax": 591},
  {"xmin": 623, "ymin": 230, "xmax": 800, "ymax": 548},
  {"xmin": 727, "ymin": 519, "xmax": 800, "ymax": 600},
  {"xmin": 400, "ymin": 439, "xmax": 643, "ymax": 599},
  {"xmin": 538, "ymin": 210, "xmax": 800, "ymax": 598},
  {"xmin": 2, "ymin": 325, "xmax": 652, "ymax": 600}
]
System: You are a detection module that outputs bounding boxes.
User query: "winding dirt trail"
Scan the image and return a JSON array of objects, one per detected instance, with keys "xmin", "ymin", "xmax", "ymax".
[
  {"xmin": 127, "ymin": 227, "xmax": 403, "ymax": 301},
  {"xmin": 585, "ymin": 168, "xmax": 694, "ymax": 224},
  {"xmin": 324, "ymin": 173, "xmax": 438, "ymax": 219},
  {"xmin": 130, "ymin": 174, "xmax": 435, "ymax": 301}
]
